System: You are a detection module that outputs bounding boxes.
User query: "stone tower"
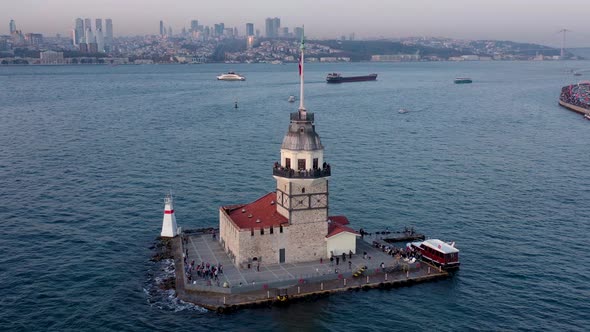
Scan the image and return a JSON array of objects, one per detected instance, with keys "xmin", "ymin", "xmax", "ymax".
[{"xmin": 271, "ymin": 29, "xmax": 330, "ymax": 260}]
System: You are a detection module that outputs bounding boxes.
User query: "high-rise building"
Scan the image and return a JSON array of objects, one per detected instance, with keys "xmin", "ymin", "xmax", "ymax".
[
  {"xmin": 265, "ymin": 17, "xmax": 280, "ymax": 38},
  {"xmin": 95, "ymin": 28, "xmax": 104, "ymax": 52},
  {"xmin": 281, "ymin": 27, "xmax": 289, "ymax": 38},
  {"xmin": 190, "ymin": 20, "xmax": 199, "ymax": 32},
  {"xmin": 246, "ymin": 23, "xmax": 254, "ymax": 37},
  {"xmin": 159, "ymin": 20, "xmax": 165, "ymax": 36},
  {"xmin": 168, "ymin": 26, "xmax": 173, "ymax": 36},
  {"xmin": 105, "ymin": 19, "xmax": 113, "ymax": 46},
  {"xmin": 73, "ymin": 18, "xmax": 84, "ymax": 45},
  {"xmin": 9, "ymin": 19, "xmax": 16, "ymax": 34},
  {"xmin": 265, "ymin": 18, "xmax": 272, "ymax": 38},
  {"xmin": 214, "ymin": 23, "xmax": 225, "ymax": 37},
  {"xmin": 233, "ymin": 27, "xmax": 238, "ymax": 37},
  {"xmin": 85, "ymin": 27, "xmax": 94, "ymax": 44},
  {"xmin": 84, "ymin": 18, "xmax": 92, "ymax": 31},
  {"xmin": 294, "ymin": 27, "xmax": 304, "ymax": 40},
  {"xmin": 25, "ymin": 33, "xmax": 43, "ymax": 46},
  {"xmin": 95, "ymin": 19, "xmax": 102, "ymax": 31}
]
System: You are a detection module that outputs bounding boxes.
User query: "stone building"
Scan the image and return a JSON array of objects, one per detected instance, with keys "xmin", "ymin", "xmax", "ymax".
[{"xmin": 219, "ymin": 107, "xmax": 359, "ymax": 267}]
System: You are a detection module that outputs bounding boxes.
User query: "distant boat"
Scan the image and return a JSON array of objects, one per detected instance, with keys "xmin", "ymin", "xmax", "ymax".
[
  {"xmin": 217, "ymin": 72, "xmax": 246, "ymax": 81},
  {"xmin": 398, "ymin": 109, "xmax": 408, "ymax": 114},
  {"xmin": 454, "ymin": 77, "xmax": 473, "ymax": 84},
  {"xmin": 326, "ymin": 73, "xmax": 378, "ymax": 83},
  {"xmin": 288, "ymin": 95, "xmax": 296, "ymax": 103},
  {"xmin": 574, "ymin": 72, "xmax": 583, "ymax": 76}
]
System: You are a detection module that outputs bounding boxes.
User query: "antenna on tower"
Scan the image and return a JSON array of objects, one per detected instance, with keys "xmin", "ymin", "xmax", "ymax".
[{"xmin": 558, "ymin": 28, "xmax": 571, "ymax": 59}]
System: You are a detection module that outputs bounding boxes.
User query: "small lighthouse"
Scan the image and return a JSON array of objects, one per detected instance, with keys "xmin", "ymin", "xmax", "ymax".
[{"xmin": 161, "ymin": 193, "xmax": 178, "ymax": 238}]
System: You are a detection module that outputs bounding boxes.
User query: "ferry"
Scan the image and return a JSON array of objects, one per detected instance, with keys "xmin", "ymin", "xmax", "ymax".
[
  {"xmin": 326, "ymin": 73, "xmax": 377, "ymax": 83},
  {"xmin": 410, "ymin": 239, "xmax": 460, "ymax": 269},
  {"xmin": 454, "ymin": 77, "xmax": 473, "ymax": 84},
  {"xmin": 217, "ymin": 72, "xmax": 246, "ymax": 81}
]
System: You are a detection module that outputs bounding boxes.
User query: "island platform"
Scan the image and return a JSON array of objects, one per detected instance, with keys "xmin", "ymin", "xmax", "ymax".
[{"xmin": 168, "ymin": 229, "xmax": 450, "ymax": 313}]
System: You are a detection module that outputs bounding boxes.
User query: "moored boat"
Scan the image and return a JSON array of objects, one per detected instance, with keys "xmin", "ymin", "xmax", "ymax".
[
  {"xmin": 217, "ymin": 72, "xmax": 246, "ymax": 81},
  {"xmin": 454, "ymin": 77, "xmax": 473, "ymax": 84},
  {"xmin": 326, "ymin": 73, "xmax": 377, "ymax": 83},
  {"xmin": 410, "ymin": 239, "xmax": 460, "ymax": 269}
]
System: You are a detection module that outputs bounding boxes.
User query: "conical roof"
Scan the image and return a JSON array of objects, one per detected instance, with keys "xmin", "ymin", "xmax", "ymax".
[{"xmin": 281, "ymin": 111, "xmax": 323, "ymax": 151}]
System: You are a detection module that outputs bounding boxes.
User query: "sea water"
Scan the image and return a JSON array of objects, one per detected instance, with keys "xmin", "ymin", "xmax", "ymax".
[{"xmin": 1, "ymin": 61, "xmax": 589, "ymax": 331}]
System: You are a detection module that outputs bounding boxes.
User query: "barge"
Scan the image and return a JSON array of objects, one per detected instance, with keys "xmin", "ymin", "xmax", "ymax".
[{"xmin": 326, "ymin": 73, "xmax": 378, "ymax": 83}]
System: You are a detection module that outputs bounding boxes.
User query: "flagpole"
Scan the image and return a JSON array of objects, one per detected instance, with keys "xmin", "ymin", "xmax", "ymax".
[{"xmin": 299, "ymin": 26, "xmax": 305, "ymax": 111}]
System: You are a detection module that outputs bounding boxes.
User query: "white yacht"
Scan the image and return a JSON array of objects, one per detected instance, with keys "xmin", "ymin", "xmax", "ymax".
[
  {"xmin": 288, "ymin": 95, "xmax": 296, "ymax": 103},
  {"xmin": 217, "ymin": 72, "xmax": 246, "ymax": 81}
]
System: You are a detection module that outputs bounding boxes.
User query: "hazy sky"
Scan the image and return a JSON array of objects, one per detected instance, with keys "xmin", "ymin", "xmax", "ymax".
[{"xmin": 3, "ymin": 0, "xmax": 589, "ymax": 47}]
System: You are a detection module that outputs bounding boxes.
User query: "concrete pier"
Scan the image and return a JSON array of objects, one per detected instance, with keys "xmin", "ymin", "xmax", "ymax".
[{"xmin": 170, "ymin": 229, "xmax": 450, "ymax": 312}]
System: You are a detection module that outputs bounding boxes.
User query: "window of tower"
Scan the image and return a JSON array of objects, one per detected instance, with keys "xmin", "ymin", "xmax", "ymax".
[
  {"xmin": 301, "ymin": 187, "xmax": 305, "ymax": 193},
  {"xmin": 280, "ymin": 225, "xmax": 283, "ymax": 233},
  {"xmin": 313, "ymin": 158, "xmax": 319, "ymax": 169},
  {"xmin": 270, "ymin": 226, "xmax": 274, "ymax": 234},
  {"xmin": 285, "ymin": 158, "xmax": 291, "ymax": 169},
  {"xmin": 260, "ymin": 228, "xmax": 264, "ymax": 235},
  {"xmin": 298, "ymin": 159, "xmax": 306, "ymax": 170}
]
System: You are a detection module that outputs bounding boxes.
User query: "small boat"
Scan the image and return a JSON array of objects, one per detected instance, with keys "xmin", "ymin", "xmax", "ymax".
[
  {"xmin": 454, "ymin": 77, "xmax": 473, "ymax": 84},
  {"xmin": 584, "ymin": 114, "xmax": 590, "ymax": 120},
  {"xmin": 217, "ymin": 72, "xmax": 246, "ymax": 81},
  {"xmin": 326, "ymin": 73, "xmax": 377, "ymax": 83},
  {"xmin": 410, "ymin": 239, "xmax": 460, "ymax": 270},
  {"xmin": 288, "ymin": 95, "xmax": 296, "ymax": 103},
  {"xmin": 574, "ymin": 72, "xmax": 583, "ymax": 76},
  {"xmin": 398, "ymin": 109, "xmax": 408, "ymax": 114}
]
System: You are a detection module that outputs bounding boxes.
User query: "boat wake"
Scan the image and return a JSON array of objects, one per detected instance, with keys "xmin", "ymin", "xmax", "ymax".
[{"xmin": 143, "ymin": 259, "xmax": 207, "ymax": 313}]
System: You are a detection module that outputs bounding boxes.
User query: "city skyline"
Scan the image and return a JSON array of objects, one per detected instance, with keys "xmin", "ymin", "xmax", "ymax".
[{"xmin": 2, "ymin": 0, "xmax": 590, "ymax": 47}]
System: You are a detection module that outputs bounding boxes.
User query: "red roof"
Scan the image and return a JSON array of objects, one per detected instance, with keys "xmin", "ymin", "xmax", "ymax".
[
  {"xmin": 326, "ymin": 216, "xmax": 359, "ymax": 238},
  {"xmin": 222, "ymin": 192, "xmax": 288, "ymax": 230}
]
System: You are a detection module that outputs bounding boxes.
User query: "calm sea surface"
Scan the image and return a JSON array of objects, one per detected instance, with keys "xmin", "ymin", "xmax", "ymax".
[{"xmin": 1, "ymin": 61, "xmax": 590, "ymax": 331}]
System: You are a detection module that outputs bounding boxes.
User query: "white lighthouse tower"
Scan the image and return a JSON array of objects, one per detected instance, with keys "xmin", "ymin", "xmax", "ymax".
[{"xmin": 161, "ymin": 193, "xmax": 178, "ymax": 238}]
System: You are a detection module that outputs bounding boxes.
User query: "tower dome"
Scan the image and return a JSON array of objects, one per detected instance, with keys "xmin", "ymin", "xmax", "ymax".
[{"xmin": 281, "ymin": 111, "xmax": 323, "ymax": 151}]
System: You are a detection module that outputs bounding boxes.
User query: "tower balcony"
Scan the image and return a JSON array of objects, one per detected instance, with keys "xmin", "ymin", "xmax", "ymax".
[{"xmin": 272, "ymin": 163, "xmax": 331, "ymax": 179}]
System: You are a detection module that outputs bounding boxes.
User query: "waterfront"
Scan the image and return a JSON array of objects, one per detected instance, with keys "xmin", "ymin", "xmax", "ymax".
[{"xmin": 1, "ymin": 61, "xmax": 590, "ymax": 331}]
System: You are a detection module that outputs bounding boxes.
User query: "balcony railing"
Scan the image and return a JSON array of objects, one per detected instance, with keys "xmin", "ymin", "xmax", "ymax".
[{"xmin": 273, "ymin": 165, "xmax": 331, "ymax": 179}]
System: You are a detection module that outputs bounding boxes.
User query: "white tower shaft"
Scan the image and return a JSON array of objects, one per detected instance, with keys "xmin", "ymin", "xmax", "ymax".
[{"xmin": 161, "ymin": 194, "xmax": 178, "ymax": 237}]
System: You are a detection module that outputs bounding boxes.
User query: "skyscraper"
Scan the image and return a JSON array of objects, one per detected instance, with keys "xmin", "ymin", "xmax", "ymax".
[
  {"xmin": 9, "ymin": 19, "xmax": 16, "ymax": 34},
  {"xmin": 214, "ymin": 23, "xmax": 225, "ymax": 37},
  {"xmin": 190, "ymin": 20, "xmax": 199, "ymax": 32},
  {"xmin": 265, "ymin": 17, "xmax": 280, "ymax": 38},
  {"xmin": 294, "ymin": 27, "xmax": 304, "ymax": 41},
  {"xmin": 73, "ymin": 18, "xmax": 84, "ymax": 45},
  {"xmin": 95, "ymin": 19, "xmax": 102, "ymax": 31},
  {"xmin": 85, "ymin": 26, "xmax": 94, "ymax": 44},
  {"xmin": 246, "ymin": 23, "xmax": 254, "ymax": 37},
  {"xmin": 105, "ymin": 19, "xmax": 113, "ymax": 46},
  {"xmin": 159, "ymin": 20, "xmax": 165, "ymax": 36},
  {"xmin": 84, "ymin": 18, "xmax": 92, "ymax": 31}
]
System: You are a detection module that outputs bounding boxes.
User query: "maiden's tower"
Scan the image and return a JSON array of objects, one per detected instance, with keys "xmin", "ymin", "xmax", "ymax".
[{"xmin": 218, "ymin": 34, "xmax": 359, "ymax": 268}]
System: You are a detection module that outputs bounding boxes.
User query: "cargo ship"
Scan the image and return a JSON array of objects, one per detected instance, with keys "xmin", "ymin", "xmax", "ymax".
[
  {"xmin": 454, "ymin": 77, "xmax": 473, "ymax": 84},
  {"xmin": 326, "ymin": 73, "xmax": 377, "ymax": 83},
  {"xmin": 559, "ymin": 82, "xmax": 590, "ymax": 116}
]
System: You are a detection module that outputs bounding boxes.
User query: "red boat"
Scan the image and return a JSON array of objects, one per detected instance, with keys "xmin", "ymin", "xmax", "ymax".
[{"xmin": 411, "ymin": 239, "xmax": 460, "ymax": 269}]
